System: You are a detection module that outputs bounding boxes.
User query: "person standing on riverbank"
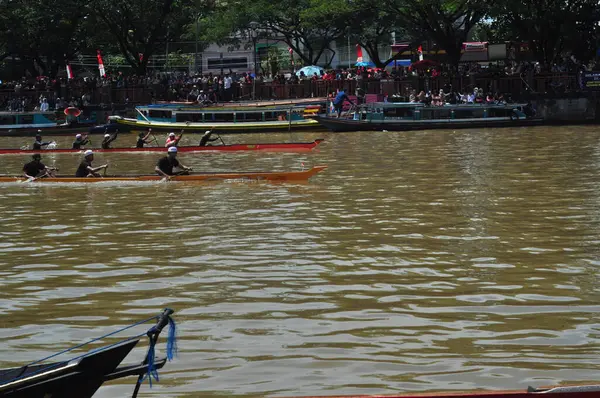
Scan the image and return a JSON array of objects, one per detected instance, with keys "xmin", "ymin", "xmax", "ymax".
[{"xmin": 224, "ymin": 74, "xmax": 233, "ymax": 101}]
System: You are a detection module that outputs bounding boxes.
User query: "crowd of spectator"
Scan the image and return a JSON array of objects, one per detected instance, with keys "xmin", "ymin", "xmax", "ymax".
[
  {"xmin": 405, "ymin": 83, "xmax": 508, "ymax": 106},
  {"xmin": 0, "ymin": 57, "xmax": 592, "ymax": 110}
]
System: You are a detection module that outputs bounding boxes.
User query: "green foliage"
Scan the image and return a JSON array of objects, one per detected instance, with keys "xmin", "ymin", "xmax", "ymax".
[
  {"xmin": 199, "ymin": 0, "xmax": 352, "ymax": 65},
  {"xmin": 88, "ymin": 0, "xmax": 201, "ymax": 74},
  {"xmin": 386, "ymin": 0, "xmax": 489, "ymax": 67},
  {"xmin": 348, "ymin": 0, "xmax": 421, "ymax": 68},
  {"xmin": 165, "ymin": 51, "xmax": 194, "ymax": 68},
  {"xmin": 1, "ymin": 0, "xmax": 599, "ymax": 78},
  {"xmin": 0, "ymin": 0, "xmax": 97, "ymax": 76},
  {"xmin": 487, "ymin": 0, "xmax": 600, "ymax": 69},
  {"xmin": 260, "ymin": 46, "xmax": 293, "ymax": 76}
]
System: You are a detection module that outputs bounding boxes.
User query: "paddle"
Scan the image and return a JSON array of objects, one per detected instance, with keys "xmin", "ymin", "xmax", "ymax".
[
  {"xmin": 217, "ymin": 134, "xmax": 226, "ymax": 146},
  {"xmin": 23, "ymin": 170, "xmax": 52, "ymax": 183},
  {"xmin": 161, "ymin": 169, "xmax": 192, "ymax": 182}
]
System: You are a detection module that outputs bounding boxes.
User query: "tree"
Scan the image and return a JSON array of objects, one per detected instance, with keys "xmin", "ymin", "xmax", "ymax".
[
  {"xmin": 387, "ymin": 0, "xmax": 489, "ymax": 67},
  {"xmin": 0, "ymin": 0, "xmax": 97, "ymax": 76},
  {"xmin": 200, "ymin": 0, "xmax": 352, "ymax": 66},
  {"xmin": 487, "ymin": 0, "xmax": 600, "ymax": 70},
  {"xmin": 88, "ymin": 0, "xmax": 198, "ymax": 74},
  {"xmin": 349, "ymin": 0, "xmax": 421, "ymax": 68}
]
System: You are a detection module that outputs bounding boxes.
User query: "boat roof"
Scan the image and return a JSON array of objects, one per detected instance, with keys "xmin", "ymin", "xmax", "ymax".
[
  {"xmin": 138, "ymin": 106, "xmax": 311, "ymax": 114},
  {"xmin": 152, "ymin": 98, "xmax": 327, "ymax": 108}
]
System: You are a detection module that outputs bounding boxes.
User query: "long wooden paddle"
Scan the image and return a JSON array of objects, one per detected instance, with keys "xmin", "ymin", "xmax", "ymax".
[{"xmin": 161, "ymin": 169, "xmax": 192, "ymax": 182}]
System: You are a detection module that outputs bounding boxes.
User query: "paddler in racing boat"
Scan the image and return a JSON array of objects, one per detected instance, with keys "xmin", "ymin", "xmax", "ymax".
[
  {"xmin": 165, "ymin": 130, "xmax": 183, "ymax": 148},
  {"xmin": 32, "ymin": 131, "xmax": 52, "ymax": 150},
  {"xmin": 199, "ymin": 130, "xmax": 220, "ymax": 147},
  {"xmin": 72, "ymin": 133, "xmax": 90, "ymax": 149},
  {"xmin": 75, "ymin": 150, "xmax": 108, "ymax": 177},
  {"xmin": 23, "ymin": 153, "xmax": 57, "ymax": 179},
  {"xmin": 155, "ymin": 147, "xmax": 192, "ymax": 179},
  {"xmin": 101, "ymin": 129, "xmax": 119, "ymax": 149},
  {"xmin": 136, "ymin": 128, "xmax": 153, "ymax": 148}
]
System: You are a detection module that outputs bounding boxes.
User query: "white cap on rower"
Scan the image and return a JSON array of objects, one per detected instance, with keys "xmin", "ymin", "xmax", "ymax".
[
  {"xmin": 84, "ymin": 150, "xmax": 93, "ymax": 157},
  {"xmin": 168, "ymin": 146, "xmax": 178, "ymax": 153},
  {"xmin": 169, "ymin": 132, "xmax": 176, "ymax": 137},
  {"xmin": 204, "ymin": 130, "xmax": 211, "ymax": 135},
  {"xmin": 75, "ymin": 133, "xmax": 82, "ymax": 139},
  {"xmin": 104, "ymin": 133, "xmax": 110, "ymax": 138}
]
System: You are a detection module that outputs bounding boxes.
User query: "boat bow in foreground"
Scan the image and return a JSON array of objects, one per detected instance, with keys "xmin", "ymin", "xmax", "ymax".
[{"xmin": 0, "ymin": 309, "xmax": 176, "ymax": 398}]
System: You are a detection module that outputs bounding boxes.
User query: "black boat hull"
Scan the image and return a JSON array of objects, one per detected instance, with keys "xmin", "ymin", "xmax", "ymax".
[
  {"xmin": 313, "ymin": 115, "xmax": 547, "ymax": 132},
  {"xmin": 0, "ymin": 339, "xmax": 139, "ymax": 398},
  {"xmin": 0, "ymin": 123, "xmax": 95, "ymax": 137}
]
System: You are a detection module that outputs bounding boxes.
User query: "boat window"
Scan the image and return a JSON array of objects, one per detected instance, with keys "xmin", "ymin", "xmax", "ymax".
[
  {"xmin": 434, "ymin": 110, "xmax": 451, "ymax": 119},
  {"xmin": 20, "ymin": 115, "xmax": 35, "ymax": 124},
  {"xmin": 213, "ymin": 113, "xmax": 234, "ymax": 122},
  {"xmin": 454, "ymin": 109, "xmax": 485, "ymax": 119},
  {"xmin": 148, "ymin": 110, "xmax": 172, "ymax": 119},
  {"xmin": 175, "ymin": 113, "xmax": 203, "ymax": 122},
  {"xmin": 487, "ymin": 108, "xmax": 511, "ymax": 117},
  {"xmin": 242, "ymin": 112, "xmax": 263, "ymax": 122},
  {"xmin": 0, "ymin": 116, "xmax": 16, "ymax": 125},
  {"xmin": 383, "ymin": 107, "xmax": 414, "ymax": 118},
  {"xmin": 420, "ymin": 110, "xmax": 433, "ymax": 119},
  {"xmin": 268, "ymin": 112, "xmax": 283, "ymax": 121}
]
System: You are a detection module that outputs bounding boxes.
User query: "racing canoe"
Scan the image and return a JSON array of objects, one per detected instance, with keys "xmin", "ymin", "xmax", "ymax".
[
  {"xmin": 0, "ymin": 139, "xmax": 324, "ymax": 156},
  {"xmin": 0, "ymin": 166, "xmax": 327, "ymax": 183},
  {"xmin": 291, "ymin": 384, "xmax": 600, "ymax": 398}
]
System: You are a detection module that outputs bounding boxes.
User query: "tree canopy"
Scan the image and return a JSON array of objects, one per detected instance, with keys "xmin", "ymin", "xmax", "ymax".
[{"xmin": 1, "ymin": 0, "xmax": 599, "ymax": 78}]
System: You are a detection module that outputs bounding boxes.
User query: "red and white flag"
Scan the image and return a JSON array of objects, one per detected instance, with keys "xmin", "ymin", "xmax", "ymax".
[
  {"xmin": 356, "ymin": 44, "xmax": 363, "ymax": 63},
  {"xmin": 66, "ymin": 64, "xmax": 74, "ymax": 79},
  {"xmin": 417, "ymin": 45, "xmax": 424, "ymax": 61},
  {"xmin": 288, "ymin": 47, "xmax": 294, "ymax": 66},
  {"xmin": 97, "ymin": 50, "xmax": 106, "ymax": 77}
]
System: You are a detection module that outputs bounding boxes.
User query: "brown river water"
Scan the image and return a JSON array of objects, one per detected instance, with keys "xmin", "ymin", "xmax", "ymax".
[{"xmin": 0, "ymin": 126, "xmax": 599, "ymax": 397}]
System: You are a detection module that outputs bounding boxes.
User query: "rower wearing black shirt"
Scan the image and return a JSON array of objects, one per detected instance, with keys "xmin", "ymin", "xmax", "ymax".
[
  {"xmin": 72, "ymin": 133, "xmax": 90, "ymax": 149},
  {"xmin": 199, "ymin": 130, "xmax": 219, "ymax": 147},
  {"xmin": 23, "ymin": 154, "xmax": 57, "ymax": 179},
  {"xmin": 155, "ymin": 147, "xmax": 192, "ymax": 179},
  {"xmin": 32, "ymin": 132, "xmax": 52, "ymax": 150},
  {"xmin": 75, "ymin": 150, "xmax": 108, "ymax": 177},
  {"xmin": 136, "ymin": 129, "xmax": 153, "ymax": 148},
  {"xmin": 101, "ymin": 130, "xmax": 118, "ymax": 149}
]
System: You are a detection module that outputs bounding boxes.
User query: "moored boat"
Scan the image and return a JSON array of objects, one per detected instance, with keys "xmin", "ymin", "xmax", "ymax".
[
  {"xmin": 314, "ymin": 102, "xmax": 542, "ymax": 133},
  {"xmin": 0, "ymin": 138, "xmax": 325, "ymax": 156},
  {"xmin": 0, "ymin": 110, "xmax": 98, "ymax": 137},
  {"xmin": 0, "ymin": 309, "xmax": 176, "ymax": 398},
  {"xmin": 0, "ymin": 165, "xmax": 327, "ymax": 183},
  {"xmin": 107, "ymin": 104, "xmax": 322, "ymax": 134}
]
